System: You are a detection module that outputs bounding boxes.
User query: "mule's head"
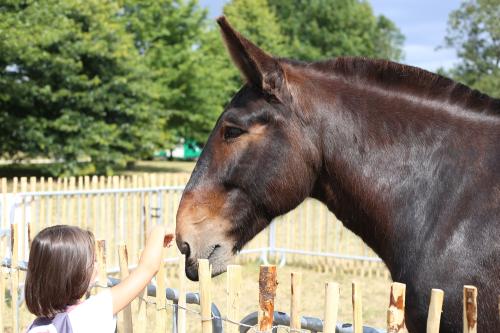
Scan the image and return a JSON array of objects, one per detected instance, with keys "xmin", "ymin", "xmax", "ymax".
[{"xmin": 176, "ymin": 17, "xmax": 321, "ymax": 280}]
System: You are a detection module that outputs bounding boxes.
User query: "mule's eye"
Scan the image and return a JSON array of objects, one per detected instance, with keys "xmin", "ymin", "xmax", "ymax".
[{"xmin": 223, "ymin": 126, "xmax": 245, "ymax": 140}]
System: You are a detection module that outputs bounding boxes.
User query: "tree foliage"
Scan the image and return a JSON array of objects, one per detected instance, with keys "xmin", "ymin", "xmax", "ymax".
[
  {"xmin": 267, "ymin": 0, "xmax": 405, "ymax": 61},
  {"xmin": 0, "ymin": 0, "xmax": 407, "ymax": 175},
  {"xmin": 444, "ymin": 0, "xmax": 500, "ymax": 97},
  {"xmin": 0, "ymin": 0, "xmax": 163, "ymax": 175},
  {"xmin": 122, "ymin": 0, "xmax": 222, "ymax": 143}
]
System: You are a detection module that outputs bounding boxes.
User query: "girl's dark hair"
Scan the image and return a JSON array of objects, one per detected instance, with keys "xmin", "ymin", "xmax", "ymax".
[{"xmin": 25, "ymin": 225, "xmax": 95, "ymax": 318}]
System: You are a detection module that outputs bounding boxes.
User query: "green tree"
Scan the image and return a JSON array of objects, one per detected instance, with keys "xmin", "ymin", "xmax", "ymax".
[
  {"xmin": 0, "ymin": 0, "xmax": 163, "ymax": 175},
  {"xmin": 444, "ymin": 0, "xmax": 500, "ymax": 97},
  {"xmin": 224, "ymin": 0, "xmax": 287, "ymax": 56},
  {"xmin": 267, "ymin": 0, "xmax": 405, "ymax": 62},
  {"xmin": 123, "ymin": 0, "xmax": 207, "ymax": 143}
]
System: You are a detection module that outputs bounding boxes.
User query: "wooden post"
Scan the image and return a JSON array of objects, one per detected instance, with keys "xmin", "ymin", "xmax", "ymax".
[
  {"xmin": 91, "ymin": 176, "xmax": 98, "ymax": 236},
  {"xmin": 258, "ymin": 265, "xmax": 277, "ymax": 332},
  {"xmin": 1, "ymin": 179, "xmax": 7, "ymax": 246},
  {"xmin": 463, "ymin": 285, "xmax": 477, "ymax": 333},
  {"xmin": 387, "ymin": 282, "xmax": 407, "ymax": 333},
  {"xmin": 178, "ymin": 254, "xmax": 187, "ymax": 333},
  {"xmin": 427, "ymin": 289, "xmax": 444, "ymax": 333},
  {"xmin": 61, "ymin": 177, "xmax": 67, "ymax": 224},
  {"xmin": 136, "ymin": 249, "xmax": 147, "ymax": 333},
  {"xmin": 352, "ymin": 281, "xmax": 363, "ymax": 333},
  {"xmin": 20, "ymin": 178, "xmax": 27, "ymax": 261},
  {"xmin": 98, "ymin": 176, "xmax": 106, "ymax": 244},
  {"xmin": 96, "ymin": 240, "xmax": 107, "ymax": 292},
  {"xmin": 0, "ymin": 235, "xmax": 5, "ymax": 333},
  {"xmin": 199, "ymin": 259, "xmax": 212, "ymax": 333},
  {"xmin": 68, "ymin": 177, "xmax": 75, "ymax": 229},
  {"xmin": 323, "ymin": 282, "xmax": 340, "ymax": 333},
  {"xmin": 131, "ymin": 175, "xmax": 139, "ymax": 260},
  {"xmin": 118, "ymin": 245, "xmax": 133, "ymax": 333},
  {"xmin": 29, "ymin": 176, "xmax": 36, "ymax": 246},
  {"xmin": 290, "ymin": 272, "xmax": 302, "ymax": 331},
  {"xmin": 226, "ymin": 265, "xmax": 242, "ymax": 333},
  {"xmin": 155, "ymin": 248, "xmax": 168, "ymax": 333},
  {"xmin": 11, "ymin": 223, "xmax": 19, "ymax": 333}
]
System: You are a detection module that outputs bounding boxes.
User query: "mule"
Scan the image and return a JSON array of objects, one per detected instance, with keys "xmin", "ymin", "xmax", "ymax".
[{"xmin": 176, "ymin": 17, "xmax": 500, "ymax": 332}]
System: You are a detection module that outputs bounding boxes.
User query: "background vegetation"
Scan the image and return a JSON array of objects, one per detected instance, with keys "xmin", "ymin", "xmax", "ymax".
[{"xmin": 0, "ymin": 0, "xmax": 497, "ymax": 176}]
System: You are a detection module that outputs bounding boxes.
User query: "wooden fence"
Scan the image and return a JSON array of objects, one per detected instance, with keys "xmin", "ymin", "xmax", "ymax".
[
  {"xmin": 0, "ymin": 174, "xmax": 389, "ymax": 278},
  {"xmin": 0, "ymin": 230, "xmax": 486, "ymax": 333}
]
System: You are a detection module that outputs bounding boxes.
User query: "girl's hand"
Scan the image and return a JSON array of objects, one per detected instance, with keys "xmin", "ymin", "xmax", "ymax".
[
  {"xmin": 111, "ymin": 224, "xmax": 175, "ymax": 315},
  {"xmin": 140, "ymin": 225, "xmax": 174, "ymax": 273}
]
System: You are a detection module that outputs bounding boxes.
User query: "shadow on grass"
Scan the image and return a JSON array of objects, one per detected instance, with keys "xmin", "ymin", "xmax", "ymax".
[
  {"xmin": 0, "ymin": 163, "xmax": 54, "ymax": 178},
  {"xmin": 0, "ymin": 160, "xmax": 195, "ymax": 179}
]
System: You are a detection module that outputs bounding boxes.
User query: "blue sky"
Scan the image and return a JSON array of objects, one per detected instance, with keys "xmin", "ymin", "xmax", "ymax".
[{"xmin": 199, "ymin": 0, "xmax": 460, "ymax": 72}]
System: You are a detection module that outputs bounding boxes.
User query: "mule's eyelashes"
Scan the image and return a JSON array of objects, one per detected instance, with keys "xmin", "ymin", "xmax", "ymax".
[{"xmin": 223, "ymin": 126, "xmax": 245, "ymax": 140}]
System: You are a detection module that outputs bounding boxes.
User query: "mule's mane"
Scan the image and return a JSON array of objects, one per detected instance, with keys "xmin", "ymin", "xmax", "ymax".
[{"xmin": 298, "ymin": 57, "xmax": 500, "ymax": 116}]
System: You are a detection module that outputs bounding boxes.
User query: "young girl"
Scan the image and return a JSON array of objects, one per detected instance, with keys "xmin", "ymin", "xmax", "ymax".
[{"xmin": 25, "ymin": 224, "xmax": 173, "ymax": 333}]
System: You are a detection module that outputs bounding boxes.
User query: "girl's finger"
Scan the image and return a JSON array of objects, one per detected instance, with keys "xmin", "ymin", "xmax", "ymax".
[{"xmin": 164, "ymin": 234, "xmax": 175, "ymax": 248}]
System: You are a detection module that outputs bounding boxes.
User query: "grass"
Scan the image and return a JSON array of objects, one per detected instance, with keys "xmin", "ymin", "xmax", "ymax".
[{"xmin": 0, "ymin": 160, "xmax": 196, "ymax": 179}]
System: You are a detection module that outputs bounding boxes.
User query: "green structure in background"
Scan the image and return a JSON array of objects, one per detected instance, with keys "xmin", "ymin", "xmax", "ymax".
[{"xmin": 155, "ymin": 139, "xmax": 202, "ymax": 161}]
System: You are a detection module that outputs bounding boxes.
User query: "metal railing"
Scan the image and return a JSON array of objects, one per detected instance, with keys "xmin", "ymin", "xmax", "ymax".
[{"xmin": 0, "ymin": 186, "xmax": 382, "ymax": 268}]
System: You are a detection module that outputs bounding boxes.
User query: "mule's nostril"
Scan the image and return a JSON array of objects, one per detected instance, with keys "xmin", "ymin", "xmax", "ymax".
[{"xmin": 180, "ymin": 241, "xmax": 191, "ymax": 258}]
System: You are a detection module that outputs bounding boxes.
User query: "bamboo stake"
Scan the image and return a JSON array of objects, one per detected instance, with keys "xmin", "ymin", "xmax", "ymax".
[
  {"xmin": 352, "ymin": 281, "xmax": 363, "ymax": 333},
  {"xmin": 463, "ymin": 285, "xmax": 477, "ymax": 333},
  {"xmin": 136, "ymin": 249, "xmax": 147, "ymax": 333},
  {"xmin": 96, "ymin": 240, "xmax": 107, "ymax": 294},
  {"xmin": 61, "ymin": 177, "xmax": 67, "ymax": 225},
  {"xmin": 77, "ymin": 177, "xmax": 83, "ymax": 228},
  {"xmin": 132, "ymin": 175, "xmax": 139, "ymax": 262},
  {"xmin": 0, "ymin": 233, "xmax": 5, "ymax": 333},
  {"xmin": 99, "ymin": 176, "xmax": 106, "ymax": 243},
  {"xmin": 92, "ymin": 176, "xmax": 98, "ymax": 236},
  {"xmin": 258, "ymin": 265, "xmax": 277, "ymax": 332},
  {"xmin": 1, "ymin": 179, "xmax": 7, "ymax": 231},
  {"xmin": 387, "ymin": 282, "xmax": 407, "ymax": 333},
  {"xmin": 11, "ymin": 223, "xmax": 19, "ymax": 333},
  {"xmin": 177, "ymin": 254, "xmax": 187, "ymax": 333},
  {"xmin": 290, "ymin": 272, "xmax": 302, "ymax": 331},
  {"xmin": 427, "ymin": 289, "xmax": 444, "ymax": 333},
  {"xmin": 68, "ymin": 177, "xmax": 75, "ymax": 228},
  {"xmin": 323, "ymin": 282, "xmax": 340, "ymax": 333},
  {"xmin": 47, "ymin": 178, "xmax": 53, "ymax": 227},
  {"xmin": 29, "ymin": 176, "xmax": 36, "ymax": 242},
  {"xmin": 199, "ymin": 259, "xmax": 212, "ymax": 333},
  {"xmin": 118, "ymin": 244, "xmax": 133, "ymax": 333},
  {"xmin": 226, "ymin": 265, "xmax": 241, "ymax": 333},
  {"xmin": 20, "ymin": 178, "xmax": 27, "ymax": 261},
  {"xmin": 155, "ymin": 248, "xmax": 168, "ymax": 333}
]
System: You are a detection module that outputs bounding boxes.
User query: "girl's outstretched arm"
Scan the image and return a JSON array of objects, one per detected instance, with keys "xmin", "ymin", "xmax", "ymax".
[{"xmin": 110, "ymin": 225, "xmax": 174, "ymax": 314}]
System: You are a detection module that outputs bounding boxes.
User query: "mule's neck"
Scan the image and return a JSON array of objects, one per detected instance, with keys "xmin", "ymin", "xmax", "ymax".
[{"xmin": 308, "ymin": 73, "xmax": 499, "ymax": 277}]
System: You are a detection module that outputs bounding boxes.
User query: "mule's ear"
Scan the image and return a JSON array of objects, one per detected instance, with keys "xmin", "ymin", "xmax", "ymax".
[{"xmin": 217, "ymin": 16, "xmax": 288, "ymax": 101}]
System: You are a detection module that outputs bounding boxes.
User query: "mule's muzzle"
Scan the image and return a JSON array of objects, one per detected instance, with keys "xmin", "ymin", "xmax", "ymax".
[{"xmin": 177, "ymin": 239, "xmax": 191, "ymax": 258}]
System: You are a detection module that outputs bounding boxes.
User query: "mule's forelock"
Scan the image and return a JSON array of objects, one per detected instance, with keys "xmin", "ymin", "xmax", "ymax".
[{"xmin": 217, "ymin": 16, "xmax": 290, "ymax": 103}]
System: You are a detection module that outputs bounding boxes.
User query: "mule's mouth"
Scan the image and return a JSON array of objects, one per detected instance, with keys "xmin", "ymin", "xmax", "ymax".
[
  {"xmin": 183, "ymin": 243, "xmax": 234, "ymax": 281},
  {"xmin": 207, "ymin": 244, "xmax": 221, "ymax": 260}
]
